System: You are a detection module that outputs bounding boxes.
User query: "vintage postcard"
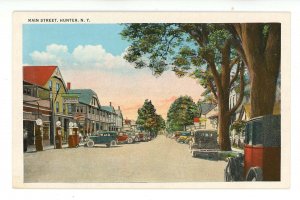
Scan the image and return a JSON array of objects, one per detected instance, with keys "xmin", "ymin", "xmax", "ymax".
[{"xmin": 12, "ymin": 12, "xmax": 290, "ymax": 188}]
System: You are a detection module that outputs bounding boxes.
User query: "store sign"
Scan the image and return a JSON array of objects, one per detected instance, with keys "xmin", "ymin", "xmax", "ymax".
[{"xmin": 62, "ymin": 94, "xmax": 79, "ymax": 104}]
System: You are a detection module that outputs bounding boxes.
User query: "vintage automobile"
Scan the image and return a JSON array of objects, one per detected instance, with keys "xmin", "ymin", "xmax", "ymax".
[
  {"xmin": 125, "ymin": 131, "xmax": 139, "ymax": 143},
  {"xmin": 117, "ymin": 132, "xmax": 130, "ymax": 144},
  {"xmin": 189, "ymin": 130, "xmax": 219, "ymax": 158},
  {"xmin": 86, "ymin": 131, "xmax": 118, "ymax": 148},
  {"xmin": 177, "ymin": 131, "xmax": 192, "ymax": 143},
  {"xmin": 138, "ymin": 132, "xmax": 149, "ymax": 142},
  {"xmin": 224, "ymin": 115, "xmax": 281, "ymax": 181},
  {"xmin": 172, "ymin": 131, "xmax": 181, "ymax": 140}
]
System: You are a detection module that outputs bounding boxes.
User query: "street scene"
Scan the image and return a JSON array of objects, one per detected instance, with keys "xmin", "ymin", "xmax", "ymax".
[
  {"xmin": 22, "ymin": 22, "xmax": 281, "ymax": 183},
  {"xmin": 24, "ymin": 135, "xmax": 226, "ymax": 183}
]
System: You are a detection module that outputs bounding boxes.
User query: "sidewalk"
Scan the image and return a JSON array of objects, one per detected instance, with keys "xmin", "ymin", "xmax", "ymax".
[
  {"xmin": 26, "ymin": 143, "xmax": 84, "ymax": 153},
  {"xmin": 231, "ymin": 147, "xmax": 244, "ymax": 154}
]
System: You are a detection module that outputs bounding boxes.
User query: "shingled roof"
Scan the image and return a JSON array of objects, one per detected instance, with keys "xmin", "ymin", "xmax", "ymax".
[
  {"xmin": 23, "ymin": 66, "xmax": 57, "ymax": 87},
  {"xmin": 101, "ymin": 106, "xmax": 115, "ymax": 113},
  {"xmin": 68, "ymin": 89, "xmax": 99, "ymax": 106},
  {"xmin": 200, "ymin": 103, "xmax": 217, "ymax": 115}
]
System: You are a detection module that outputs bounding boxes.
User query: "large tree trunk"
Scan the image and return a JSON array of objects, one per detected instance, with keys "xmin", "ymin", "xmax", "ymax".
[
  {"xmin": 218, "ymin": 92, "xmax": 231, "ymax": 151},
  {"xmin": 234, "ymin": 23, "xmax": 281, "ymax": 118},
  {"xmin": 250, "ymin": 64, "xmax": 278, "ymax": 118}
]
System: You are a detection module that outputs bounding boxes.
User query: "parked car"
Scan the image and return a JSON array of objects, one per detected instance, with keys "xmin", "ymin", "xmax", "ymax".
[
  {"xmin": 137, "ymin": 132, "xmax": 150, "ymax": 142},
  {"xmin": 224, "ymin": 115, "xmax": 281, "ymax": 181},
  {"xmin": 86, "ymin": 131, "xmax": 118, "ymax": 148},
  {"xmin": 177, "ymin": 131, "xmax": 191, "ymax": 143},
  {"xmin": 23, "ymin": 129, "xmax": 28, "ymax": 152},
  {"xmin": 125, "ymin": 131, "xmax": 139, "ymax": 143},
  {"xmin": 189, "ymin": 130, "xmax": 219, "ymax": 158},
  {"xmin": 117, "ymin": 132, "xmax": 129, "ymax": 144},
  {"xmin": 173, "ymin": 131, "xmax": 181, "ymax": 140}
]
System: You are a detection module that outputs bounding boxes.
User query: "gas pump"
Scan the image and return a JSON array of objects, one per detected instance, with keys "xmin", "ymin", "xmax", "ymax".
[
  {"xmin": 35, "ymin": 118, "xmax": 43, "ymax": 151},
  {"xmin": 68, "ymin": 122, "xmax": 79, "ymax": 148},
  {"xmin": 55, "ymin": 121, "xmax": 62, "ymax": 149},
  {"xmin": 73, "ymin": 123, "xmax": 79, "ymax": 147}
]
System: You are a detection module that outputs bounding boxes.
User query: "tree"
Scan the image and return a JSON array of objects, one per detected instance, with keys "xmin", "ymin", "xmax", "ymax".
[
  {"xmin": 121, "ymin": 24, "xmax": 245, "ymax": 150},
  {"xmin": 228, "ymin": 24, "xmax": 281, "ymax": 118},
  {"xmin": 136, "ymin": 99, "xmax": 164, "ymax": 134},
  {"xmin": 167, "ymin": 96, "xmax": 199, "ymax": 132}
]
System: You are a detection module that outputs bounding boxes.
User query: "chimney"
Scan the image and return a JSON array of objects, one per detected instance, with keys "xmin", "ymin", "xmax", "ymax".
[
  {"xmin": 67, "ymin": 82, "xmax": 71, "ymax": 90},
  {"xmin": 118, "ymin": 106, "xmax": 120, "ymax": 110},
  {"xmin": 109, "ymin": 102, "xmax": 112, "ymax": 107}
]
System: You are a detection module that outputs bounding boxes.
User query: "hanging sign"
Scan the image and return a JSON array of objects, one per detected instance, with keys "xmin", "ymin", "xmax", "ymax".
[{"xmin": 62, "ymin": 94, "xmax": 79, "ymax": 104}]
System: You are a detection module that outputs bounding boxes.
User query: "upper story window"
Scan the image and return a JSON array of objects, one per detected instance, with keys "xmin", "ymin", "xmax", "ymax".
[
  {"xmin": 56, "ymin": 83, "xmax": 60, "ymax": 92},
  {"xmin": 49, "ymin": 80, "xmax": 53, "ymax": 91}
]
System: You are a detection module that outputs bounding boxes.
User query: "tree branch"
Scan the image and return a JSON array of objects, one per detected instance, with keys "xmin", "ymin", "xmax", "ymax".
[
  {"xmin": 207, "ymin": 78, "xmax": 218, "ymax": 100},
  {"xmin": 265, "ymin": 23, "xmax": 281, "ymax": 76},
  {"xmin": 229, "ymin": 63, "xmax": 245, "ymax": 116},
  {"xmin": 206, "ymin": 55, "xmax": 222, "ymax": 97},
  {"xmin": 229, "ymin": 61, "xmax": 241, "ymax": 88}
]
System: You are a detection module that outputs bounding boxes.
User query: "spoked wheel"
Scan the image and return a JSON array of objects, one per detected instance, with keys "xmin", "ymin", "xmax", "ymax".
[
  {"xmin": 224, "ymin": 156, "xmax": 244, "ymax": 182},
  {"xmin": 110, "ymin": 140, "xmax": 117, "ymax": 146},
  {"xmin": 246, "ymin": 167, "xmax": 263, "ymax": 181},
  {"xmin": 86, "ymin": 140, "xmax": 94, "ymax": 148},
  {"xmin": 134, "ymin": 137, "xmax": 139, "ymax": 142},
  {"xmin": 224, "ymin": 158, "xmax": 234, "ymax": 181},
  {"xmin": 127, "ymin": 137, "xmax": 133, "ymax": 144}
]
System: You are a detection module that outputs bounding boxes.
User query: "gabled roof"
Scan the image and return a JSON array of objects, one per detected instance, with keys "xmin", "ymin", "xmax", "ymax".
[
  {"xmin": 200, "ymin": 103, "xmax": 217, "ymax": 115},
  {"xmin": 68, "ymin": 89, "xmax": 100, "ymax": 107},
  {"xmin": 23, "ymin": 66, "xmax": 57, "ymax": 87}
]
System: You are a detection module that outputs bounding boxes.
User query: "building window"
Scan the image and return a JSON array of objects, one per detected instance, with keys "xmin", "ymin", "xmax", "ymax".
[
  {"xmin": 68, "ymin": 104, "xmax": 72, "ymax": 113},
  {"xmin": 23, "ymin": 87, "xmax": 31, "ymax": 95},
  {"xmin": 56, "ymin": 83, "xmax": 60, "ymax": 92},
  {"xmin": 63, "ymin": 104, "xmax": 67, "ymax": 114},
  {"xmin": 49, "ymin": 80, "xmax": 52, "ymax": 90},
  {"xmin": 56, "ymin": 102, "xmax": 59, "ymax": 113}
]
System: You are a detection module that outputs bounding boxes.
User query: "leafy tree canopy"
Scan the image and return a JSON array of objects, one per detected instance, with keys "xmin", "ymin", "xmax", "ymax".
[{"xmin": 167, "ymin": 96, "xmax": 199, "ymax": 132}]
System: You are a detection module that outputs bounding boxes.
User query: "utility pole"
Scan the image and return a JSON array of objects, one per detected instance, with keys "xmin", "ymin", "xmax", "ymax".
[{"xmin": 50, "ymin": 91, "xmax": 55, "ymax": 146}]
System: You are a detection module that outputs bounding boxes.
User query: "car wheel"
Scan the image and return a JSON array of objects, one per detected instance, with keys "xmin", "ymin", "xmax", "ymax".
[
  {"xmin": 192, "ymin": 151, "xmax": 196, "ymax": 158},
  {"xmin": 127, "ymin": 138, "xmax": 133, "ymax": 144},
  {"xmin": 86, "ymin": 140, "xmax": 94, "ymax": 148},
  {"xmin": 246, "ymin": 167, "xmax": 263, "ymax": 181},
  {"xmin": 110, "ymin": 140, "xmax": 117, "ymax": 146}
]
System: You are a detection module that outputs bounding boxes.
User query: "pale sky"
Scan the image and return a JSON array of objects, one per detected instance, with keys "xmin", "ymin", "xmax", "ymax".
[{"xmin": 23, "ymin": 24, "xmax": 205, "ymax": 120}]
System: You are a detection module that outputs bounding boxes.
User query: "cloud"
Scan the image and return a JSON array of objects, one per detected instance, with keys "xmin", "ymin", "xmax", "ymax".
[
  {"xmin": 28, "ymin": 44, "xmax": 205, "ymax": 119},
  {"xmin": 29, "ymin": 43, "xmax": 132, "ymax": 71}
]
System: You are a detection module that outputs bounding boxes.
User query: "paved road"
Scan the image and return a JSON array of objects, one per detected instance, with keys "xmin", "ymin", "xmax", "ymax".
[{"xmin": 24, "ymin": 135, "xmax": 226, "ymax": 183}]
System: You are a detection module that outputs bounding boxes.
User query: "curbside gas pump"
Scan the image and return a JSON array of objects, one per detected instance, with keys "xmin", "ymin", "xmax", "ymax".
[
  {"xmin": 55, "ymin": 121, "xmax": 62, "ymax": 149},
  {"xmin": 68, "ymin": 122, "xmax": 79, "ymax": 148},
  {"xmin": 35, "ymin": 118, "xmax": 43, "ymax": 151}
]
